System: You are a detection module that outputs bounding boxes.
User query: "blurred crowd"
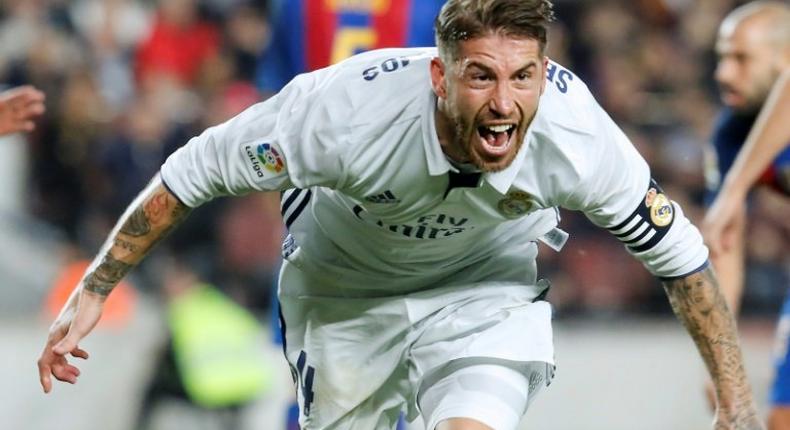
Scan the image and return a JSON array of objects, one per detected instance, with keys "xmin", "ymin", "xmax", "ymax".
[{"xmin": 0, "ymin": 0, "xmax": 786, "ymax": 319}]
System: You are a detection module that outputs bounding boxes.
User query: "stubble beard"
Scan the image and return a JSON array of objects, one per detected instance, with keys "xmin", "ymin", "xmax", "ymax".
[
  {"xmin": 729, "ymin": 69, "xmax": 781, "ymax": 114},
  {"xmin": 452, "ymin": 109, "xmax": 527, "ymax": 173}
]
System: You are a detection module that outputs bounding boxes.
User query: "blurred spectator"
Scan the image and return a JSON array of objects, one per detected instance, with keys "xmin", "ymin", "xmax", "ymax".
[
  {"xmin": 135, "ymin": 258, "xmax": 272, "ymax": 430},
  {"xmin": 135, "ymin": 0, "xmax": 220, "ymax": 86},
  {"xmin": 28, "ymin": 68, "xmax": 109, "ymax": 242},
  {"xmin": 69, "ymin": 0, "xmax": 152, "ymax": 112},
  {"xmin": 223, "ymin": 4, "xmax": 270, "ymax": 83}
]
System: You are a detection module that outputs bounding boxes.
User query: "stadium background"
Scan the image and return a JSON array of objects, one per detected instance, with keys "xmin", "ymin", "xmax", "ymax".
[{"xmin": 0, "ymin": 0, "xmax": 785, "ymax": 429}]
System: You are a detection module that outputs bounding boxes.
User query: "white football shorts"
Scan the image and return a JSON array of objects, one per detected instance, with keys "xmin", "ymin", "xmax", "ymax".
[
  {"xmin": 419, "ymin": 362, "xmax": 552, "ymax": 430},
  {"xmin": 277, "ymin": 255, "xmax": 555, "ymax": 430}
]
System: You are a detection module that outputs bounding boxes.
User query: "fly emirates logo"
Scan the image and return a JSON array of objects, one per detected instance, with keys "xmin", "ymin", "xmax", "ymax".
[{"xmin": 352, "ymin": 205, "xmax": 473, "ymax": 239}]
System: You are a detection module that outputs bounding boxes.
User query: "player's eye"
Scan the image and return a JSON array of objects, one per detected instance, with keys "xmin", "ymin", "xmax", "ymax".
[{"xmin": 516, "ymin": 72, "xmax": 531, "ymax": 81}]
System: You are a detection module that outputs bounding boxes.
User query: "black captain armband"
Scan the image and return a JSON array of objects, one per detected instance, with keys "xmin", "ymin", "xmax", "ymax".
[{"xmin": 606, "ymin": 178, "xmax": 675, "ymax": 253}]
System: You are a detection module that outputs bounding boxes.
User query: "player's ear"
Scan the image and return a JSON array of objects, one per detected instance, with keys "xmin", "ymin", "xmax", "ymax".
[
  {"xmin": 430, "ymin": 57, "xmax": 447, "ymax": 99},
  {"xmin": 540, "ymin": 56, "xmax": 549, "ymax": 95}
]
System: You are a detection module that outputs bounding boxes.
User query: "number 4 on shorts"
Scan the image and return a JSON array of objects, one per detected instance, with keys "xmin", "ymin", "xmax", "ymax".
[{"xmin": 296, "ymin": 350, "xmax": 316, "ymax": 416}]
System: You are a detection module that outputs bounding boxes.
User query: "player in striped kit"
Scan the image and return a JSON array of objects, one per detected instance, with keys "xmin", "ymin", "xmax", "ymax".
[
  {"xmin": 39, "ymin": 1, "xmax": 763, "ymax": 429},
  {"xmin": 257, "ymin": 0, "xmax": 445, "ymax": 93}
]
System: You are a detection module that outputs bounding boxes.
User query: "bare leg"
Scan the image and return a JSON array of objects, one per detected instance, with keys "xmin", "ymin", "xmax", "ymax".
[{"xmin": 436, "ymin": 418, "xmax": 494, "ymax": 430}]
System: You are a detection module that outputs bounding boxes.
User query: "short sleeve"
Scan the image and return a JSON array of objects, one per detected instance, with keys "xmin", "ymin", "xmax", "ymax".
[
  {"xmin": 562, "ymin": 101, "xmax": 708, "ymax": 278},
  {"xmin": 160, "ymin": 70, "xmax": 347, "ymax": 208}
]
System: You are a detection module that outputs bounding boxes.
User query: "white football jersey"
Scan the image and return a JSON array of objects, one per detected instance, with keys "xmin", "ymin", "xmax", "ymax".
[{"xmin": 161, "ymin": 47, "xmax": 708, "ymax": 294}]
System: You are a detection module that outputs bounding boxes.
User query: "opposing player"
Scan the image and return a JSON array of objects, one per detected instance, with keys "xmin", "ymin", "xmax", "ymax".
[
  {"xmin": 39, "ymin": 1, "xmax": 763, "ymax": 429},
  {"xmin": 0, "ymin": 85, "xmax": 45, "ymax": 135},
  {"xmin": 705, "ymin": 69, "xmax": 790, "ymax": 256},
  {"xmin": 703, "ymin": 2, "xmax": 790, "ymax": 428}
]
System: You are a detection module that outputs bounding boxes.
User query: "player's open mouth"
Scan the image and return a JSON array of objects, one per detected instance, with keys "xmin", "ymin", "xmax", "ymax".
[{"xmin": 476, "ymin": 123, "xmax": 515, "ymax": 157}]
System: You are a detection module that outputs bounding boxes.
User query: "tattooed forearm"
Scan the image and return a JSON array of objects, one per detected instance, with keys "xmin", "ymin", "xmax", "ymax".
[
  {"xmin": 114, "ymin": 237, "xmax": 140, "ymax": 253},
  {"xmin": 119, "ymin": 188, "xmax": 177, "ymax": 236},
  {"xmin": 83, "ymin": 253, "xmax": 132, "ymax": 296},
  {"xmin": 119, "ymin": 206, "xmax": 151, "ymax": 237},
  {"xmin": 143, "ymin": 191, "xmax": 172, "ymax": 225},
  {"xmin": 142, "ymin": 195, "xmax": 189, "ymax": 250},
  {"xmin": 82, "ymin": 179, "xmax": 192, "ymax": 297},
  {"xmin": 117, "ymin": 191, "xmax": 191, "ymax": 257},
  {"xmin": 662, "ymin": 267, "xmax": 759, "ymax": 426}
]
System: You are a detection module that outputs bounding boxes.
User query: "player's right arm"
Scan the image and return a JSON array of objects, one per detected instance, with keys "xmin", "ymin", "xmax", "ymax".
[
  {"xmin": 38, "ymin": 176, "xmax": 190, "ymax": 392},
  {"xmin": 38, "ymin": 67, "xmax": 348, "ymax": 393}
]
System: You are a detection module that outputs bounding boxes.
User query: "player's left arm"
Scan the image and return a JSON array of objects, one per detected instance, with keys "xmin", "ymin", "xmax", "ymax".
[
  {"xmin": 661, "ymin": 267, "xmax": 761, "ymax": 429},
  {"xmin": 562, "ymin": 92, "xmax": 762, "ymax": 429},
  {"xmin": 579, "ymin": 173, "xmax": 761, "ymax": 427}
]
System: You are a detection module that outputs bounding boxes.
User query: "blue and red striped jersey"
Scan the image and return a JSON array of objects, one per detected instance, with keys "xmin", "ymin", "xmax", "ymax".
[{"xmin": 256, "ymin": 0, "xmax": 444, "ymax": 92}]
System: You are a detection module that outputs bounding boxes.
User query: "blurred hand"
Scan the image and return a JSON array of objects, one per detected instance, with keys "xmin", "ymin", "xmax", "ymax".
[
  {"xmin": 0, "ymin": 85, "xmax": 45, "ymax": 135},
  {"xmin": 713, "ymin": 408, "xmax": 765, "ymax": 430},
  {"xmin": 37, "ymin": 289, "xmax": 105, "ymax": 393},
  {"xmin": 701, "ymin": 189, "xmax": 746, "ymax": 258},
  {"xmin": 710, "ymin": 385, "xmax": 763, "ymax": 430}
]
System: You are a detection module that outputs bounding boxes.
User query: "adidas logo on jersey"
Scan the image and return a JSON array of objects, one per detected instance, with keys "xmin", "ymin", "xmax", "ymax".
[{"xmin": 364, "ymin": 190, "xmax": 400, "ymax": 204}]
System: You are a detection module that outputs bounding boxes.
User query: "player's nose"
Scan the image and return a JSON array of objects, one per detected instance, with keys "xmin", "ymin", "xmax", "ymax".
[
  {"xmin": 714, "ymin": 59, "xmax": 737, "ymax": 87},
  {"xmin": 488, "ymin": 83, "xmax": 515, "ymax": 117}
]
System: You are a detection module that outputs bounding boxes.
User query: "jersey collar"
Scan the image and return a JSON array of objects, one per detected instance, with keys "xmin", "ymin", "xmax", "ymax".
[
  {"xmin": 421, "ymin": 91, "xmax": 455, "ymax": 176},
  {"xmin": 481, "ymin": 139, "xmax": 529, "ymax": 194}
]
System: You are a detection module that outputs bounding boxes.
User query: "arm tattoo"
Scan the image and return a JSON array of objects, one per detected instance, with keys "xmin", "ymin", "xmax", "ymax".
[
  {"xmin": 662, "ymin": 267, "xmax": 759, "ymax": 427},
  {"xmin": 143, "ymin": 191, "xmax": 172, "ymax": 226},
  {"xmin": 114, "ymin": 237, "xmax": 140, "ymax": 253},
  {"xmin": 119, "ymin": 189, "xmax": 190, "ymax": 242},
  {"xmin": 85, "ymin": 184, "xmax": 192, "ymax": 297},
  {"xmin": 139, "ymin": 196, "xmax": 191, "ymax": 254},
  {"xmin": 83, "ymin": 253, "xmax": 132, "ymax": 296},
  {"xmin": 119, "ymin": 206, "xmax": 151, "ymax": 237}
]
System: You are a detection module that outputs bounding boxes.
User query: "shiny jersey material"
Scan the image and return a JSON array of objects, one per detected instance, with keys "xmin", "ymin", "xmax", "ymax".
[{"xmin": 162, "ymin": 48, "xmax": 708, "ymax": 294}]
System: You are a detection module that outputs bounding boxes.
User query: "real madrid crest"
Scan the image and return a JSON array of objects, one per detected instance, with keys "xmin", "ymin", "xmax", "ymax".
[
  {"xmin": 497, "ymin": 190, "xmax": 533, "ymax": 219},
  {"xmin": 648, "ymin": 191, "xmax": 673, "ymax": 227}
]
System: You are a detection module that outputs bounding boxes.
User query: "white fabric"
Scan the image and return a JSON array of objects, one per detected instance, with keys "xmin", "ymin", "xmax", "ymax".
[
  {"xmin": 419, "ymin": 363, "xmax": 543, "ymax": 430},
  {"xmin": 278, "ymin": 259, "xmax": 553, "ymax": 429},
  {"xmin": 161, "ymin": 47, "xmax": 707, "ymax": 282}
]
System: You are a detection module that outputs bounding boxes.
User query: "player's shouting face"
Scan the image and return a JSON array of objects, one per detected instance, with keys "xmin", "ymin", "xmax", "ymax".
[{"xmin": 431, "ymin": 33, "xmax": 547, "ymax": 172}]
